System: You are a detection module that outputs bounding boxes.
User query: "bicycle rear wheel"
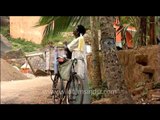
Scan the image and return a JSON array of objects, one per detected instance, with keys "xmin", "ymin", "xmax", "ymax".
[{"xmin": 66, "ymin": 74, "xmax": 84, "ymax": 104}]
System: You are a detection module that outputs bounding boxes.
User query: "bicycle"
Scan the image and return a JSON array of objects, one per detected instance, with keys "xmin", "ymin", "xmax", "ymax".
[{"xmin": 50, "ymin": 57, "xmax": 84, "ymax": 104}]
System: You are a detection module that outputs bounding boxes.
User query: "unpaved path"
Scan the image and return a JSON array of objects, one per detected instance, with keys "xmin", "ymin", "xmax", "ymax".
[{"xmin": 1, "ymin": 76, "xmax": 54, "ymax": 104}]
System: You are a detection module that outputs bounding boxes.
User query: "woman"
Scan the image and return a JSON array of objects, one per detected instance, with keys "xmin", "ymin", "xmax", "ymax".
[{"xmin": 67, "ymin": 25, "xmax": 91, "ymax": 104}]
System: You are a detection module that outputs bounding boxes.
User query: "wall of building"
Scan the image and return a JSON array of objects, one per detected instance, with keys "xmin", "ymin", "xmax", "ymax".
[{"xmin": 10, "ymin": 16, "xmax": 45, "ymax": 44}]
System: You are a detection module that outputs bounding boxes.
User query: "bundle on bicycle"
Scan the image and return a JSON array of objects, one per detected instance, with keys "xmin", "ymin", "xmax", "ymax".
[{"xmin": 51, "ymin": 50, "xmax": 84, "ymax": 104}]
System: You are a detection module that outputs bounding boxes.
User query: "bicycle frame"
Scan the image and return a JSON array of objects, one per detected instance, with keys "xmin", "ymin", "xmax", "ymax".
[{"xmin": 51, "ymin": 58, "xmax": 80, "ymax": 104}]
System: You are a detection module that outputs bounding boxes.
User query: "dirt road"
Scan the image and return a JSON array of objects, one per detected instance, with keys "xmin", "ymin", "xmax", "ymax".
[{"xmin": 1, "ymin": 76, "xmax": 54, "ymax": 104}]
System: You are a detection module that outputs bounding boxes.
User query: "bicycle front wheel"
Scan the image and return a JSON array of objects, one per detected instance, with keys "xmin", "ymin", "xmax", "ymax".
[
  {"xmin": 52, "ymin": 74, "xmax": 63, "ymax": 104},
  {"xmin": 66, "ymin": 74, "xmax": 84, "ymax": 104}
]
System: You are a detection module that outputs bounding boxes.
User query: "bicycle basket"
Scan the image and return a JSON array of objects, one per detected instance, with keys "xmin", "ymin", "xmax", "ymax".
[{"xmin": 58, "ymin": 59, "xmax": 72, "ymax": 81}]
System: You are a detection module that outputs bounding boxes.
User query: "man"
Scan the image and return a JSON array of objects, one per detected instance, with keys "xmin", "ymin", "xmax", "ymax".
[
  {"xmin": 63, "ymin": 41, "xmax": 72, "ymax": 59},
  {"xmin": 67, "ymin": 25, "xmax": 91, "ymax": 104}
]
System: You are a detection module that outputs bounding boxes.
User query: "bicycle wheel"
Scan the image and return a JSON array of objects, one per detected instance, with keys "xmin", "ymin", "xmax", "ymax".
[
  {"xmin": 50, "ymin": 70, "xmax": 54, "ymax": 81},
  {"xmin": 52, "ymin": 74, "xmax": 62, "ymax": 104},
  {"xmin": 66, "ymin": 74, "xmax": 84, "ymax": 104}
]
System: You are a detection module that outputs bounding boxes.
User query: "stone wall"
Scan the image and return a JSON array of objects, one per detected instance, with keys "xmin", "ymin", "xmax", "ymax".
[{"xmin": 87, "ymin": 45, "xmax": 160, "ymax": 91}]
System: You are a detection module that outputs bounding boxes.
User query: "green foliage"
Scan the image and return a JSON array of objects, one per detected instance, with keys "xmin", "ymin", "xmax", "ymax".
[
  {"xmin": 153, "ymin": 82, "xmax": 160, "ymax": 89},
  {"xmin": 36, "ymin": 16, "xmax": 90, "ymax": 46},
  {"xmin": 41, "ymin": 32, "xmax": 74, "ymax": 46},
  {"xmin": 7, "ymin": 37, "xmax": 42, "ymax": 52},
  {"xmin": 155, "ymin": 16, "xmax": 160, "ymax": 37},
  {"xmin": 141, "ymin": 88, "xmax": 148, "ymax": 98},
  {"xmin": 0, "ymin": 26, "xmax": 9, "ymax": 37},
  {"xmin": 120, "ymin": 16, "xmax": 160, "ymax": 47},
  {"xmin": 135, "ymin": 82, "xmax": 145, "ymax": 88},
  {"xmin": 36, "ymin": 16, "xmax": 83, "ymax": 39},
  {"xmin": 89, "ymin": 80, "xmax": 108, "ymax": 101},
  {"xmin": 120, "ymin": 16, "xmax": 140, "ymax": 29}
]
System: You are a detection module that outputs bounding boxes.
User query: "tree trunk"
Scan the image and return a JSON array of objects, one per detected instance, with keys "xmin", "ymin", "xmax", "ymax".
[
  {"xmin": 140, "ymin": 16, "xmax": 147, "ymax": 46},
  {"xmin": 149, "ymin": 16, "xmax": 155, "ymax": 45},
  {"xmin": 90, "ymin": 16, "xmax": 102, "ymax": 88},
  {"xmin": 0, "ymin": 16, "xmax": 9, "ymax": 26},
  {"xmin": 99, "ymin": 16, "xmax": 134, "ymax": 104}
]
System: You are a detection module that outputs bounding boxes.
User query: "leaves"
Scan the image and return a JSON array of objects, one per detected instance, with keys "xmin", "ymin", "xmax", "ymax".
[{"xmin": 36, "ymin": 16, "xmax": 88, "ymax": 45}]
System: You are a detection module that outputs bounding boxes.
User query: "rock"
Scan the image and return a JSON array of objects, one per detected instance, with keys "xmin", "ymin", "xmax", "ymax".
[
  {"xmin": 3, "ymin": 49, "xmax": 25, "ymax": 59},
  {"xmin": 147, "ymin": 89, "xmax": 160, "ymax": 100},
  {"xmin": 145, "ymin": 83, "xmax": 153, "ymax": 90},
  {"xmin": 152, "ymin": 94, "xmax": 160, "ymax": 98},
  {"xmin": 141, "ymin": 66, "xmax": 155, "ymax": 74},
  {"xmin": 92, "ymin": 98, "xmax": 112, "ymax": 104},
  {"xmin": 132, "ymin": 94, "xmax": 142, "ymax": 102},
  {"xmin": 0, "ymin": 34, "xmax": 12, "ymax": 57},
  {"xmin": 131, "ymin": 86, "xmax": 144, "ymax": 96},
  {"xmin": 151, "ymin": 101, "xmax": 160, "ymax": 104},
  {"xmin": 34, "ymin": 69, "xmax": 48, "ymax": 76},
  {"xmin": 151, "ymin": 89, "xmax": 160, "ymax": 96},
  {"xmin": 135, "ymin": 54, "xmax": 148, "ymax": 66},
  {"xmin": 6, "ymin": 58, "xmax": 26, "ymax": 68}
]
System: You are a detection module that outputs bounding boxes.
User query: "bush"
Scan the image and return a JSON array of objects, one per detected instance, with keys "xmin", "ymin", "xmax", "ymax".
[
  {"xmin": 41, "ymin": 33, "xmax": 74, "ymax": 46},
  {"xmin": 7, "ymin": 37, "xmax": 42, "ymax": 52},
  {"xmin": 0, "ymin": 26, "xmax": 9, "ymax": 37}
]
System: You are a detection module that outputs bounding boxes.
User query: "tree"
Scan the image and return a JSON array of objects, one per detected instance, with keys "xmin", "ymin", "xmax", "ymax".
[
  {"xmin": 140, "ymin": 16, "xmax": 147, "ymax": 46},
  {"xmin": 90, "ymin": 16, "xmax": 102, "ymax": 88},
  {"xmin": 149, "ymin": 16, "xmax": 156, "ymax": 45},
  {"xmin": 120, "ymin": 16, "xmax": 159, "ymax": 46},
  {"xmin": 99, "ymin": 16, "xmax": 134, "ymax": 103},
  {"xmin": 155, "ymin": 16, "xmax": 160, "ymax": 40},
  {"xmin": 0, "ymin": 16, "xmax": 9, "ymax": 26}
]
